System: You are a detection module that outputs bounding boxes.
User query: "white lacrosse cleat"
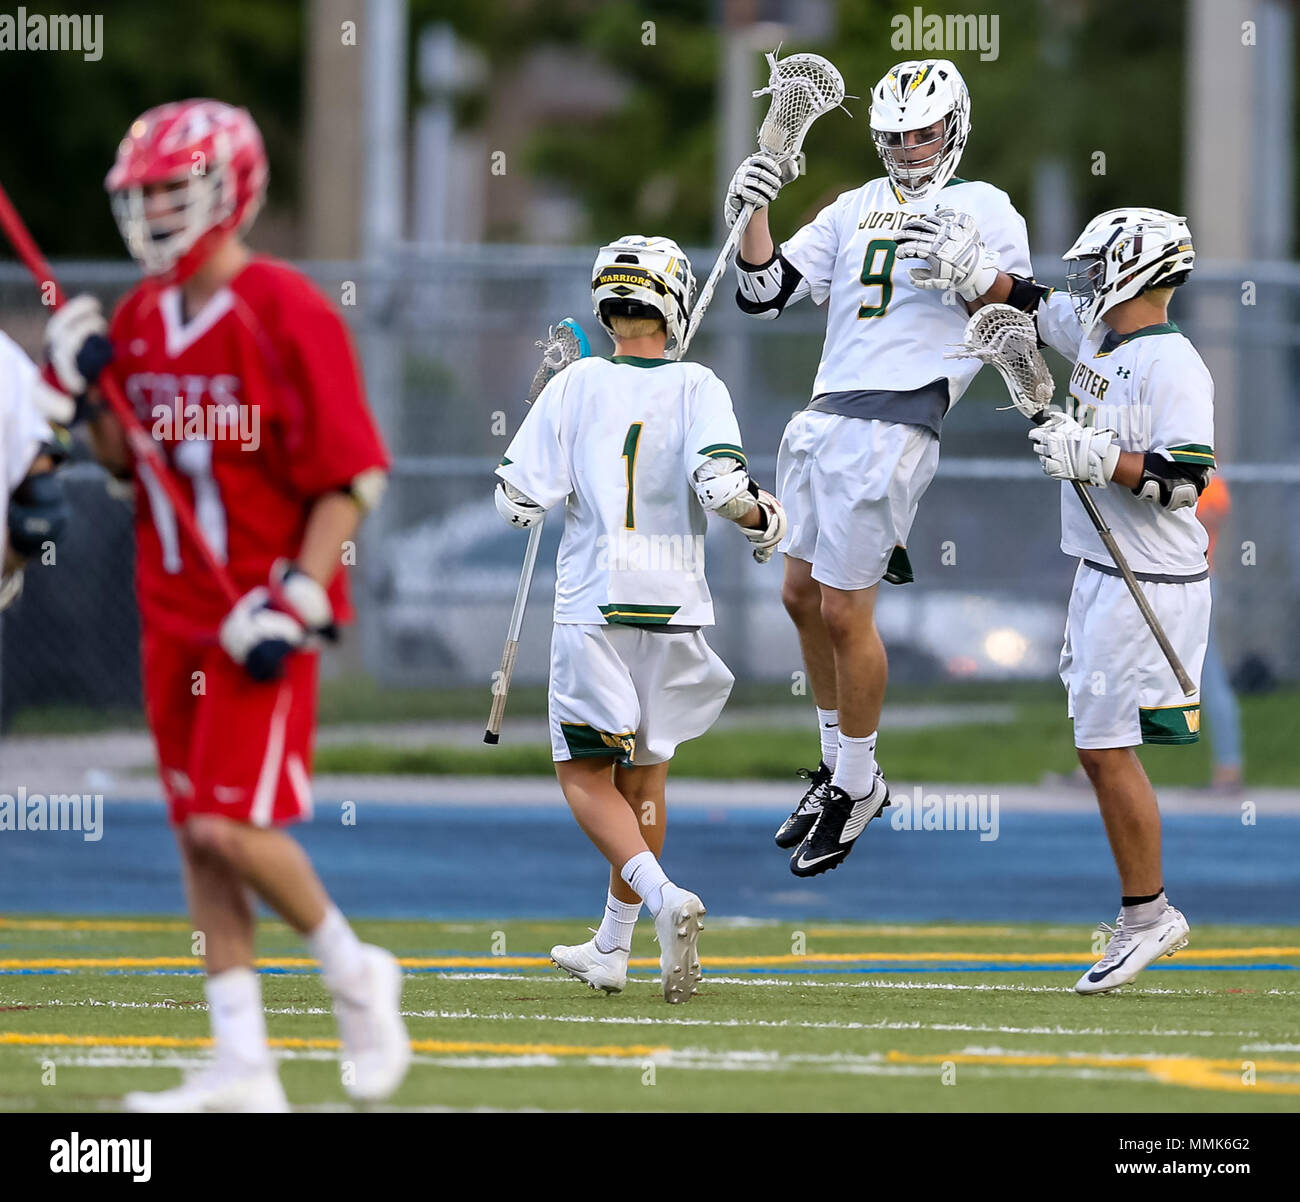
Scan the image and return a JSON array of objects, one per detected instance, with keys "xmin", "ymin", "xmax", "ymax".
[
  {"xmin": 550, "ymin": 936, "xmax": 629, "ymax": 994},
  {"xmin": 124, "ymin": 1060, "xmax": 289, "ymax": 1113},
  {"xmin": 1075, "ymin": 906, "xmax": 1190, "ymax": 995},
  {"xmin": 333, "ymin": 945, "xmax": 412, "ymax": 1101},
  {"xmin": 654, "ymin": 884, "xmax": 706, "ymax": 1005}
]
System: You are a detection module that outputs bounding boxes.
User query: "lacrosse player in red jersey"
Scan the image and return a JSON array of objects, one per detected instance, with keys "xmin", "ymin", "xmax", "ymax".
[{"xmin": 44, "ymin": 99, "xmax": 409, "ymax": 1111}]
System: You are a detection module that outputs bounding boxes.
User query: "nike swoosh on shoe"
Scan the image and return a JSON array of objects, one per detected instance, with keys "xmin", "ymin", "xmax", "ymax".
[
  {"xmin": 795, "ymin": 850, "xmax": 841, "ymax": 871},
  {"xmin": 1086, "ymin": 942, "xmax": 1143, "ymax": 982}
]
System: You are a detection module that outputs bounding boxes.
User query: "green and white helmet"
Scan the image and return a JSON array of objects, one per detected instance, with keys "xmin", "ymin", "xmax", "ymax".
[
  {"xmin": 869, "ymin": 59, "xmax": 971, "ymax": 201},
  {"xmin": 1064, "ymin": 208, "xmax": 1195, "ymax": 333},
  {"xmin": 592, "ymin": 235, "xmax": 696, "ymax": 357}
]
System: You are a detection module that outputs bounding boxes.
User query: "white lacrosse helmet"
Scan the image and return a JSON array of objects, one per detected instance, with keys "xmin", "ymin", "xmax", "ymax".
[
  {"xmin": 1063, "ymin": 208, "xmax": 1195, "ymax": 333},
  {"xmin": 869, "ymin": 59, "xmax": 971, "ymax": 201},
  {"xmin": 592, "ymin": 235, "xmax": 696, "ymax": 357}
]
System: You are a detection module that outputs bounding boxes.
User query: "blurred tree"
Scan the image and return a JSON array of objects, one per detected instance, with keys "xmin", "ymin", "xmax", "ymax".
[{"xmin": 0, "ymin": 0, "xmax": 302, "ymax": 259}]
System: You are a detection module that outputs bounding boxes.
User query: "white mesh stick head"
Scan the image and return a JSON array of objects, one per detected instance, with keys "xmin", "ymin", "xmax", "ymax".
[
  {"xmin": 754, "ymin": 51, "xmax": 846, "ymax": 162},
  {"xmin": 945, "ymin": 303, "xmax": 1055, "ymax": 419}
]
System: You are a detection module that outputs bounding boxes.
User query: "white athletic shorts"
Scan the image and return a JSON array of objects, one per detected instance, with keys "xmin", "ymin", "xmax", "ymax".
[
  {"xmin": 1060, "ymin": 560, "xmax": 1211, "ymax": 750},
  {"xmin": 776, "ymin": 410, "xmax": 940, "ymax": 590},
  {"xmin": 548, "ymin": 623, "xmax": 734, "ymax": 766}
]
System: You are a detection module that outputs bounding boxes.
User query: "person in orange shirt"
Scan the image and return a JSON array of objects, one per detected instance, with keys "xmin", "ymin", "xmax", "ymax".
[{"xmin": 1196, "ymin": 475, "xmax": 1243, "ymax": 791}]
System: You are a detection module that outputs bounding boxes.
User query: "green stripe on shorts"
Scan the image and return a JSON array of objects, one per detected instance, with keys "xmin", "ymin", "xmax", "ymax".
[
  {"xmin": 598, "ymin": 603, "xmax": 681, "ymax": 626},
  {"xmin": 1139, "ymin": 703, "xmax": 1201, "ymax": 745},
  {"xmin": 560, "ymin": 722, "xmax": 636, "ymax": 761}
]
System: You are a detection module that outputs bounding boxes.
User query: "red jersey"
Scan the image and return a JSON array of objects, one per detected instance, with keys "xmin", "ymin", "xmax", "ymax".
[{"xmin": 107, "ymin": 257, "xmax": 389, "ymax": 641}]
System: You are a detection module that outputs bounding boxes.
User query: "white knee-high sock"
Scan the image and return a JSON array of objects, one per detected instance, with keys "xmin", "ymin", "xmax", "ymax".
[
  {"xmin": 832, "ymin": 731, "xmax": 878, "ymax": 797},
  {"xmin": 594, "ymin": 891, "xmax": 641, "ymax": 953},
  {"xmin": 816, "ymin": 707, "xmax": 839, "ymax": 770},
  {"xmin": 620, "ymin": 851, "xmax": 670, "ymax": 917},
  {"xmin": 307, "ymin": 905, "xmax": 367, "ymax": 998},
  {"xmin": 206, "ymin": 966, "xmax": 270, "ymax": 1070}
]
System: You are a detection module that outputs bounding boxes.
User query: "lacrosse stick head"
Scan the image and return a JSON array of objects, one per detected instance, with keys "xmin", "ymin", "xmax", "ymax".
[
  {"xmin": 754, "ymin": 51, "xmax": 846, "ymax": 163},
  {"xmin": 526, "ymin": 317, "xmax": 591, "ymax": 404},
  {"xmin": 945, "ymin": 303, "xmax": 1055, "ymax": 419}
]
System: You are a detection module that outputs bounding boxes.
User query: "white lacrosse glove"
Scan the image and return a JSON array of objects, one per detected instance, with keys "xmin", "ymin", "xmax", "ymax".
[
  {"xmin": 724, "ymin": 153, "xmax": 797, "ymax": 229},
  {"xmin": 1028, "ymin": 412, "xmax": 1121, "ymax": 487},
  {"xmin": 219, "ymin": 587, "xmax": 306, "ymax": 682},
  {"xmin": 743, "ymin": 489, "xmax": 786, "ymax": 564},
  {"xmin": 896, "ymin": 209, "xmax": 998, "ymax": 302},
  {"xmin": 494, "ymin": 480, "xmax": 544, "ymax": 528},
  {"xmin": 45, "ymin": 293, "xmax": 113, "ymax": 398},
  {"xmin": 269, "ymin": 559, "xmax": 338, "ymax": 642}
]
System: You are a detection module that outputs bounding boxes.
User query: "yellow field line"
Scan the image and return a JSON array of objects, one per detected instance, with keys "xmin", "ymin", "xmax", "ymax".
[
  {"xmin": 4, "ymin": 947, "xmax": 1296, "ymax": 971},
  {"xmin": 0, "ymin": 919, "xmax": 194, "ymax": 933},
  {"xmin": 885, "ymin": 1050, "xmax": 1300, "ymax": 1096},
  {"xmin": 0, "ymin": 1032, "xmax": 664, "ymax": 1058}
]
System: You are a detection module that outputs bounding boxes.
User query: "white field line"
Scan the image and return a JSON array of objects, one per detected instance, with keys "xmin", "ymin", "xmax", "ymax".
[
  {"xmin": 20, "ymin": 997, "xmax": 1265, "ymax": 1040},
  {"xmin": 30, "ymin": 1045, "xmax": 1146, "ymax": 1084}
]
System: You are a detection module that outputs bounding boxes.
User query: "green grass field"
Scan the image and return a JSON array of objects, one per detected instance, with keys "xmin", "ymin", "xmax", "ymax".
[{"xmin": 3, "ymin": 916, "xmax": 1298, "ymax": 1112}]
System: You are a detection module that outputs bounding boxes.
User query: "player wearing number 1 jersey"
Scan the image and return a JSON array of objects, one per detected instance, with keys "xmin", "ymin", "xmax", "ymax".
[
  {"xmin": 728, "ymin": 59, "xmax": 1035, "ymax": 876},
  {"xmin": 496, "ymin": 235, "xmax": 785, "ymax": 1003},
  {"xmin": 44, "ymin": 100, "xmax": 409, "ymax": 1110}
]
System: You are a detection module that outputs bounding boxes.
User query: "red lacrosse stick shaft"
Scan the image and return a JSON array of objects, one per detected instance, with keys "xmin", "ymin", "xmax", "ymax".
[{"xmin": 0, "ymin": 178, "xmax": 240, "ymax": 607}]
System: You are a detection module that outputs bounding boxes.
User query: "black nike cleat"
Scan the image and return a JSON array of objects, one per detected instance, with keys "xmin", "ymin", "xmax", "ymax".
[
  {"xmin": 789, "ymin": 772, "xmax": 890, "ymax": 877},
  {"xmin": 774, "ymin": 762, "xmax": 833, "ymax": 848}
]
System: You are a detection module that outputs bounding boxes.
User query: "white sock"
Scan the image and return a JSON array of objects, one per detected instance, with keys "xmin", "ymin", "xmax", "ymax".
[
  {"xmin": 306, "ymin": 905, "xmax": 367, "ymax": 999},
  {"xmin": 1121, "ymin": 890, "xmax": 1168, "ymax": 930},
  {"xmin": 816, "ymin": 707, "xmax": 839, "ymax": 771},
  {"xmin": 594, "ymin": 891, "xmax": 641, "ymax": 954},
  {"xmin": 832, "ymin": 731, "xmax": 878, "ymax": 797},
  {"xmin": 620, "ymin": 851, "xmax": 670, "ymax": 917},
  {"xmin": 206, "ymin": 966, "xmax": 270, "ymax": 1070}
]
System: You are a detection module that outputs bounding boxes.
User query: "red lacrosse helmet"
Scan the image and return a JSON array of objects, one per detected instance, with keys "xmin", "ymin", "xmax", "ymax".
[{"xmin": 105, "ymin": 99, "xmax": 268, "ymax": 281}]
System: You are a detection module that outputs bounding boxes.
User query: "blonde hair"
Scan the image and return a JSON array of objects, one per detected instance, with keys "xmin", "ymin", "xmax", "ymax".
[{"xmin": 608, "ymin": 314, "xmax": 665, "ymax": 339}]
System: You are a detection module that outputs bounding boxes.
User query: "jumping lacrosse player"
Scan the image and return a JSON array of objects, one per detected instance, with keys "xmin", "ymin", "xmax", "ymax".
[
  {"xmin": 495, "ymin": 235, "xmax": 785, "ymax": 1003},
  {"xmin": 1025, "ymin": 208, "xmax": 1210, "ymax": 993},
  {"xmin": 44, "ymin": 100, "xmax": 409, "ymax": 1108},
  {"xmin": 727, "ymin": 59, "xmax": 1035, "ymax": 875},
  {"xmin": 1, "ymin": 331, "xmax": 72, "ymax": 611}
]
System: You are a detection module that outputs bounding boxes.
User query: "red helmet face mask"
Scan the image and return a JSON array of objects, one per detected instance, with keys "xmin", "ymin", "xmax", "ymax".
[{"xmin": 105, "ymin": 99, "xmax": 268, "ymax": 283}]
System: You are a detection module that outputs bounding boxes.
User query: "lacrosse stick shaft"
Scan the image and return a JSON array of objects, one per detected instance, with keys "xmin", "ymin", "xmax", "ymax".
[
  {"xmin": 1030, "ymin": 413, "xmax": 1196, "ymax": 697},
  {"xmin": 679, "ymin": 202, "xmax": 755, "ymax": 356},
  {"xmin": 0, "ymin": 180, "xmax": 241, "ymax": 607},
  {"xmin": 484, "ymin": 515, "xmax": 545, "ymax": 743}
]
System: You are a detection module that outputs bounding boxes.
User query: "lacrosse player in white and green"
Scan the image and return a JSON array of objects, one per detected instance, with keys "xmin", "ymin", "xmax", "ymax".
[
  {"xmin": 1027, "ymin": 208, "xmax": 1212, "ymax": 993},
  {"xmin": 495, "ymin": 235, "xmax": 785, "ymax": 1003},
  {"xmin": 727, "ymin": 59, "xmax": 1035, "ymax": 877}
]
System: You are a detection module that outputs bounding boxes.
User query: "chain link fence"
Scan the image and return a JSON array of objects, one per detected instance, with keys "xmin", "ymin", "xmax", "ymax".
[{"xmin": 1, "ymin": 252, "xmax": 1297, "ymax": 729}]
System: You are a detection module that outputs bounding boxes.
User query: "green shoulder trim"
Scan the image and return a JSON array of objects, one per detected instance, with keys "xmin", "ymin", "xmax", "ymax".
[
  {"xmin": 884, "ymin": 545, "xmax": 914, "ymax": 586},
  {"xmin": 610, "ymin": 355, "xmax": 673, "ymax": 368},
  {"xmin": 498, "ymin": 456, "xmax": 512, "ymax": 467},
  {"xmin": 698, "ymin": 443, "xmax": 747, "ymax": 466},
  {"xmin": 598, "ymin": 603, "xmax": 681, "ymax": 627},
  {"xmin": 1109, "ymin": 321, "xmax": 1182, "ymax": 349},
  {"xmin": 942, "ymin": 176, "xmax": 968, "ymax": 188},
  {"xmin": 560, "ymin": 721, "xmax": 636, "ymax": 762},
  {"xmin": 1167, "ymin": 443, "xmax": 1215, "ymax": 466},
  {"xmin": 1140, "ymin": 703, "xmax": 1201, "ymax": 746}
]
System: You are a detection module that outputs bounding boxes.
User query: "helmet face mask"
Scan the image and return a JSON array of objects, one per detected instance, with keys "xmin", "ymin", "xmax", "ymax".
[
  {"xmin": 869, "ymin": 59, "xmax": 970, "ymax": 201},
  {"xmin": 1063, "ymin": 208, "xmax": 1195, "ymax": 333},
  {"xmin": 110, "ymin": 165, "xmax": 236, "ymax": 278},
  {"xmin": 592, "ymin": 235, "xmax": 696, "ymax": 358}
]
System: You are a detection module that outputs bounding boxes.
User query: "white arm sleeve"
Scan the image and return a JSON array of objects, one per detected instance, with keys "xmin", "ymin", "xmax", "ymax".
[
  {"xmin": 1145, "ymin": 347, "xmax": 1216, "ymax": 467},
  {"xmin": 494, "ymin": 372, "xmax": 572, "ymax": 510},
  {"xmin": 1037, "ymin": 289, "xmax": 1086, "ymax": 362},
  {"xmin": 684, "ymin": 371, "xmax": 747, "ymax": 483},
  {"xmin": 0, "ymin": 332, "xmax": 54, "ymax": 496},
  {"xmin": 779, "ymin": 194, "xmax": 847, "ymax": 306}
]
